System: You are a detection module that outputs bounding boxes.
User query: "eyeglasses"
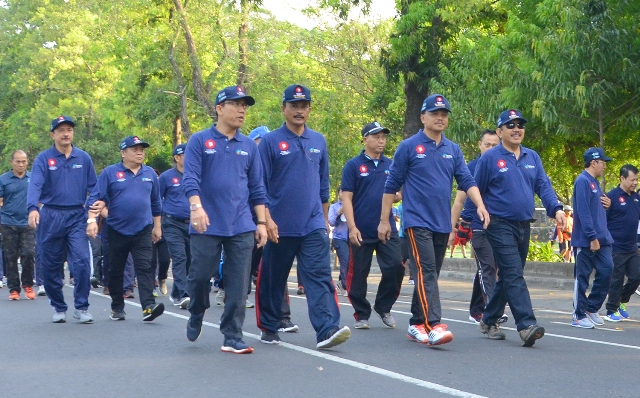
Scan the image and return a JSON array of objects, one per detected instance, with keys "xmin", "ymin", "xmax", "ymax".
[
  {"xmin": 504, "ymin": 122, "xmax": 526, "ymax": 129},
  {"xmin": 223, "ymin": 100, "xmax": 249, "ymax": 109}
]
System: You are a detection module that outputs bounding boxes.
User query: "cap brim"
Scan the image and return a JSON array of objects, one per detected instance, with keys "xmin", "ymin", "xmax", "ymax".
[
  {"xmin": 423, "ymin": 107, "xmax": 451, "ymax": 113},
  {"xmin": 127, "ymin": 142, "xmax": 150, "ymax": 149},
  {"xmin": 284, "ymin": 98, "xmax": 312, "ymax": 103},
  {"xmin": 50, "ymin": 121, "xmax": 75, "ymax": 132},
  {"xmin": 363, "ymin": 127, "xmax": 390, "ymax": 136},
  {"xmin": 498, "ymin": 117, "xmax": 527, "ymax": 127},
  {"xmin": 226, "ymin": 95, "xmax": 255, "ymax": 106}
]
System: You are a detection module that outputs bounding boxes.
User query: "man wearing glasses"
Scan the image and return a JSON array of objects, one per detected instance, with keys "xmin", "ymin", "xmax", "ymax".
[
  {"xmin": 474, "ymin": 109, "xmax": 565, "ymax": 346},
  {"xmin": 183, "ymin": 86, "xmax": 267, "ymax": 354},
  {"xmin": 256, "ymin": 84, "xmax": 351, "ymax": 349}
]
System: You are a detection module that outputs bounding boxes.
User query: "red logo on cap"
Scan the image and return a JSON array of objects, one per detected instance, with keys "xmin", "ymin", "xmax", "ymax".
[
  {"xmin": 279, "ymin": 141, "xmax": 289, "ymax": 151},
  {"xmin": 116, "ymin": 171, "xmax": 125, "ymax": 179},
  {"xmin": 48, "ymin": 158, "xmax": 57, "ymax": 167},
  {"xmin": 58, "ymin": 116, "xmax": 65, "ymax": 121},
  {"xmin": 497, "ymin": 159, "xmax": 507, "ymax": 168},
  {"xmin": 295, "ymin": 87, "xmax": 302, "ymax": 93},
  {"xmin": 237, "ymin": 86, "xmax": 243, "ymax": 92},
  {"xmin": 205, "ymin": 140, "xmax": 216, "ymax": 149},
  {"xmin": 172, "ymin": 177, "xmax": 179, "ymax": 184},
  {"xmin": 510, "ymin": 110, "xmax": 516, "ymax": 115},
  {"xmin": 359, "ymin": 165, "xmax": 368, "ymax": 174},
  {"xmin": 416, "ymin": 145, "xmax": 425, "ymax": 154},
  {"xmin": 133, "ymin": 136, "xmax": 141, "ymax": 142},
  {"xmin": 436, "ymin": 96, "xmax": 443, "ymax": 102},
  {"xmin": 619, "ymin": 196, "xmax": 626, "ymax": 203}
]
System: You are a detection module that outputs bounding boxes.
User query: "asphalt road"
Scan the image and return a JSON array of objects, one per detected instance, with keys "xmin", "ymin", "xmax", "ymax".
[{"xmin": 1, "ymin": 272, "xmax": 639, "ymax": 398}]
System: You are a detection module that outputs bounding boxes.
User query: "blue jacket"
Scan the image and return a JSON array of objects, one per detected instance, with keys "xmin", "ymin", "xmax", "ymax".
[
  {"xmin": 259, "ymin": 123, "xmax": 329, "ymax": 237},
  {"xmin": 28, "ymin": 145, "xmax": 97, "ymax": 212},
  {"xmin": 572, "ymin": 170, "xmax": 613, "ymax": 247},
  {"xmin": 606, "ymin": 186, "xmax": 640, "ymax": 253},
  {"xmin": 183, "ymin": 125, "xmax": 265, "ymax": 237},
  {"xmin": 87, "ymin": 163, "xmax": 162, "ymax": 236},
  {"xmin": 474, "ymin": 143, "xmax": 562, "ymax": 222},
  {"xmin": 0, "ymin": 170, "xmax": 31, "ymax": 226},
  {"xmin": 384, "ymin": 131, "xmax": 475, "ymax": 233},
  {"xmin": 342, "ymin": 151, "xmax": 396, "ymax": 238}
]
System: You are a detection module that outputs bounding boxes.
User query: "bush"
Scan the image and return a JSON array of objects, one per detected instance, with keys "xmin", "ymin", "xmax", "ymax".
[{"xmin": 527, "ymin": 240, "xmax": 563, "ymax": 262}]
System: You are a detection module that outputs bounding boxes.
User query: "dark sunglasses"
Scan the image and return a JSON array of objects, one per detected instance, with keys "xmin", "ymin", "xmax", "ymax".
[{"xmin": 505, "ymin": 122, "xmax": 526, "ymax": 129}]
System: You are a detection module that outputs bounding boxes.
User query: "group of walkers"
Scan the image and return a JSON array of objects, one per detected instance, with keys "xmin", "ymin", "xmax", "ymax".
[{"xmin": 1, "ymin": 84, "xmax": 638, "ymax": 354}]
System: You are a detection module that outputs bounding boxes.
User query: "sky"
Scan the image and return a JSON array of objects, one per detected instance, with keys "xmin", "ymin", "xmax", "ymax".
[{"xmin": 260, "ymin": 0, "xmax": 397, "ymax": 27}]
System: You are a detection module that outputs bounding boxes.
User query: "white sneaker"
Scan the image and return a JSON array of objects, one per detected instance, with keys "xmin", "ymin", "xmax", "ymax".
[
  {"xmin": 38, "ymin": 286, "xmax": 47, "ymax": 296},
  {"xmin": 73, "ymin": 309, "xmax": 94, "ymax": 324},
  {"xmin": 407, "ymin": 324, "xmax": 429, "ymax": 343},
  {"xmin": 586, "ymin": 312, "xmax": 604, "ymax": 326},
  {"xmin": 179, "ymin": 297, "xmax": 190, "ymax": 309},
  {"xmin": 0, "ymin": 280, "xmax": 4, "ymax": 288},
  {"xmin": 427, "ymin": 324, "xmax": 454, "ymax": 346},
  {"xmin": 245, "ymin": 299, "xmax": 254, "ymax": 308}
]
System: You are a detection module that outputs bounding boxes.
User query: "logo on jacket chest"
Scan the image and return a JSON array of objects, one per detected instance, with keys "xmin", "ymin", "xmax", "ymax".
[
  {"xmin": 619, "ymin": 196, "xmax": 627, "ymax": 205},
  {"xmin": 497, "ymin": 159, "xmax": 508, "ymax": 173},
  {"xmin": 359, "ymin": 165, "xmax": 369, "ymax": 177},
  {"xmin": 116, "ymin": 171, "xmax": 126, "ymax": 182},
  {"xmin": 590, "ymin": 182, "xmax": 598, "ymax": 193},
  {"xmin": 172, "ymin": 177, "xmax": 180, "ymax": 187},
  {"xmin": 415, "ymin": 145, "xmax": 426, "ymax": 159},
  {"xmin": 48, "ymin": 158, "xmax": 58, "ymax": 171},
  {"xmin": 279, "ymin": 141, "xmax": 290, "ymax": 155},
  {"xmin": 205, "ymin": 140, "xmax": 217, "ymax": 154}
]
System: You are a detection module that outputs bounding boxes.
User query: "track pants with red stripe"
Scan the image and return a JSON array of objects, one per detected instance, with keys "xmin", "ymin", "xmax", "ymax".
[
  {"xmin": 406, "ymin": 227, "xmax": 449, "ymax": 330},
  {"xmin": 346, "ymin": 235, "xmax": 404, "ymax": 321}
]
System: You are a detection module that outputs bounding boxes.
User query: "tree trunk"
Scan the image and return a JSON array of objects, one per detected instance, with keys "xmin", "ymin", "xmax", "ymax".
[
  {"xmin": 402, "ymin": 76, "xmax": 427, "ymax": 138},
  {"xmin": 237, "ymin": 0, "xmax": 249, "ymax": 89},
  {"xmin": 171, "ymin": 0, "xmax": 216, "ymax": 120},
  {"xmin": 173, "ymin": 116, "xmax": 183, "ymax": 147},
  {"xmin": 169, "ymin": 24, "xmax": 191, "ymax": 138}
]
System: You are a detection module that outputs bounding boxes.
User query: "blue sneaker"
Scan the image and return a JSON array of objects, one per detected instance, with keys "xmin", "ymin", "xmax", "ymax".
[
  {"xmin": 571, "ymin": 317, "xmax": 594, "ymax": 329},
  {"xmin": 186, "ymin": 313, "xmax": 204, "ymax": 342},
  {"xmin": 221, "ymin": 338, "xmax": 254, "ymax": 354},
  {"xmin": 604, "ymin": 311, "xmax": 622, "ymax": 322},
  {"xmin": 619, "ymin": 303, "xmax": 630, "ymax": 319}
]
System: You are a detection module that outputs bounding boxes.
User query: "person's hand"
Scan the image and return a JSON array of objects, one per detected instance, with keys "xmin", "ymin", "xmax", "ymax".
[
  {"xmin": 152, "ymin": 225, "xmax": 162, "ymax": 243},
  {"xmin": 448, "ymin": 232, "xmax": 456, "ymax": 248},
  {"xmin": 190, "ymin": 207, "xmax": 210, "ymax": 233},
  {"xmin": 349, "ymin": 226, "xmax": 363, "ymax": 247},
  {"xmin": 87, "ymin": 222, "xmax": 98, "ymax": 238},
  {"xmin": 377, "ymin": 221, "xmax": 391, "ymax": 244},
  {"xmin": 601, "ymin": 195, "xmax": 611, "ymax": 209},
  {"xmin": 555, "ymin": 211, "xmax": 567, "ymax": 231},
  {"xmin": 266, "ymin": 217, "xmax": 279, "ymax": 243},
  {"xmin": 89, "ymin": 200, "xmax": 106, "ymax": 213},
  {"xmin": 255, "ymin": 224, "xmax": 268, "ymax": 248},
  {"xmin": 477, "ymin": 206, "xmax": 490, "ymax": 229},
  {"xmin": 28, "ymin": 210, "xmax": 39, "ymax": 229},
  {"xmin": 590, "ymin": 239, "xmax": 600, "ymax": 252}
]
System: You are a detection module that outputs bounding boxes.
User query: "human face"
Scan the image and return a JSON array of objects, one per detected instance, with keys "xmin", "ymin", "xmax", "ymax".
[
  {"xmin": 50, "ymin": 123, "xmax": 75, "ymax": 148},
  {"xmin": 420, "ymin": 110, "xmax": 449, "ymax": 134},
  {"xmin": 363, "ymin": 131, "xmax": 387, "ymax": 156},
  {"xmin": 590, "ymin": 159, "xmax": 607, "ymax": 177},
  {"xmin": 478, "ymin": 133, "xmax": 500, "ymax": 155},
  {"xmin": 497, "ymin": 119, "xmax": 525, "ymax": 149},
  {"xmin": 217, "ymin": 99, "xmax": 249, "ymax": 129},
  {"xmin": 620, "ymin": 171, "xmax": 638, "ymax": 194},
  {"xmin": 281, "ymin": 101, "xmax": 311, "ymax": 128},
  {"xmin": 174, "ymin": 153, "xmax": 184, "ymax": 169},
  {"xmin": 10, "ymin": 151, "xmax": 28, "ymax": 174},
  {"xmin": 121, "ymin": 145, "xmax": 146, "ymax": 166}
]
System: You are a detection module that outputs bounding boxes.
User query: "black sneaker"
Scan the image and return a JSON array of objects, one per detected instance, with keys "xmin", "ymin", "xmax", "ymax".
[
  {"xmin": 90, "ymin": 277, "xmax": 101, "ymax": 288},
  {"xmin": 186, "ymin": 313, "xmax": 204, "ymax": 342},
  {"xmin": 142, "ymin": 302, "xmax": 164, "ymax": 322},
  {"xmin": 316, "ymin": 326, "xmax": 351, "ymax": 350},
  {"xmin": 277, "ymin": 319, "xmax": 299, "ymax": 333},
  {"xmin": 110, "ymin": 309, "xmax": 126, "ymax": 321},
  {"xmin": 260, "ymin": 330, "xmax": 281, "ymax": 344},
  {"xmin": 519, "ymin": 324, "xmax": 545, "ymax": 347}
]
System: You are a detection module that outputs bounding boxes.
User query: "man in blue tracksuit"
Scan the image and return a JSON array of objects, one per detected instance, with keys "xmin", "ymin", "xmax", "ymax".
[
  {"xmin": 571, "ymin": 147, "xmax": 614, "ymax": 328},
  {"xmin": 183, "ymin": 86, "xmax": 267, "ymax": 354},
  {"xmin": 342, "ymin": 121, "xmax": 405, "ymax": 330},
  {"xmin": 27, "ymin": 116, "xmax": 98, "ymax": 323},
  {"xmin": 450, "ymin": 129, "xmax": 502, "ymax": 324},
  {"xmin": 604, "ymin": 164, "xmax": 640, "ymax": 322},
  {"xmin": 159, "ymin": 143, "xmax": 191, "ymax": 309},
  {"xmin": 475, "ymin": 109, "xmax": 564, "ymax": 346},
  {"xmin": 87, "ymin": 136, "xmax": 165, "ymax": 322},
  {"xmin": 380, "ymin": 94, "xmax": 490, "ymax": 346},
  {"xmin": 256, "ymin": 84, "xmax": 351, "ymax": 349}
]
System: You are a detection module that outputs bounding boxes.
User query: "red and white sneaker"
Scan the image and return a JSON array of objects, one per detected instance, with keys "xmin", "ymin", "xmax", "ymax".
[
  {"xmin": 427, "ymin": 324, "xmax": 454, "ymax": 346},
  {"xmin": 407, "ymin": 324, "xmax": 430, "ymax": 343}
]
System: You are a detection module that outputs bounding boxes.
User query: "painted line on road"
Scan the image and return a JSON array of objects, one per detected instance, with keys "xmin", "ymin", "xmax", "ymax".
[
  {"xmin": 87, "ymin": 290, "xmax": 486, "ymax": 398},
  {"xmin": 549, "ymin": 321, "xmax": 623, "ymax": 332}
]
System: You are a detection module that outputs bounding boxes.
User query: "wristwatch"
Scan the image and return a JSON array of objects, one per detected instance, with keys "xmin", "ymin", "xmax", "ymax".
[
  {"xmin": 87, "ymin": 218, "xmax": 97, "ymax": 224},
  {"xmin": 190, "ymin": 203, "xmax": 202, "ymax": 211}
]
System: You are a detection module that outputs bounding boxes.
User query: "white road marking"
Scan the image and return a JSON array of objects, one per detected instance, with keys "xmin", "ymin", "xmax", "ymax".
[
  {"xmin": 87, "ymin": 290, "xmax": 486, "ymax": 398},
  {"xmin": 549, "ymin": 321, "xmax": 623, "ymax": 332}
]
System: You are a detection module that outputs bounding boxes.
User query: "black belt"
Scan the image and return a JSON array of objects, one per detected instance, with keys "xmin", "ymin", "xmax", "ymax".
[
  {"xmin": 43, "ymin": 204, "xmax": 83, "ymax": 210},
  {"xmin": 163, "ymin": 214, "xmax": 190, "ymax": 224}
]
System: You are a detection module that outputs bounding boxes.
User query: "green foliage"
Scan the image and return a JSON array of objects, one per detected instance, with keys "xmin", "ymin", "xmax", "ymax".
[{"xmin": 527, "ymin": 240, "xmax": 563, "ymax": 262}]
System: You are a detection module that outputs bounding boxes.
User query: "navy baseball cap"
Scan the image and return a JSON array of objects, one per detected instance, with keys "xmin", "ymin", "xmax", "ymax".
[
  {"xmin": 583, "ymin": 147, "xmax": 612, "ymax": 162},
  {"xmin": 50, "ymin": 115, "xmax": 75, "ymax": 132},
  {"xmin": 361, "ymin": 121, "xmax": 390, "ymax": 137},
  {"xmin": 421, "ymin": 94, "xmax": 451, "ymax": 113},
  {"xmin": 120, "ymin": 136, "xmax": 150, "ymax": 150},
  {"xmin": 173, "ymin": 143, "xmax": 187, "ymax": 156},
  {"xmin": 497, "ymin": 109, "xmax": 527, "ymax": 127},
  {"xmin": 214, "ymin": 86, "xmax": 255, "ymax": 106},
  {"xmin": 282, "ymin": 84, "xmax": 312, "ymax": 102},
  {"xmin": 249, "ymin": 126, "xmax": 270, "ymax": 141}
]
